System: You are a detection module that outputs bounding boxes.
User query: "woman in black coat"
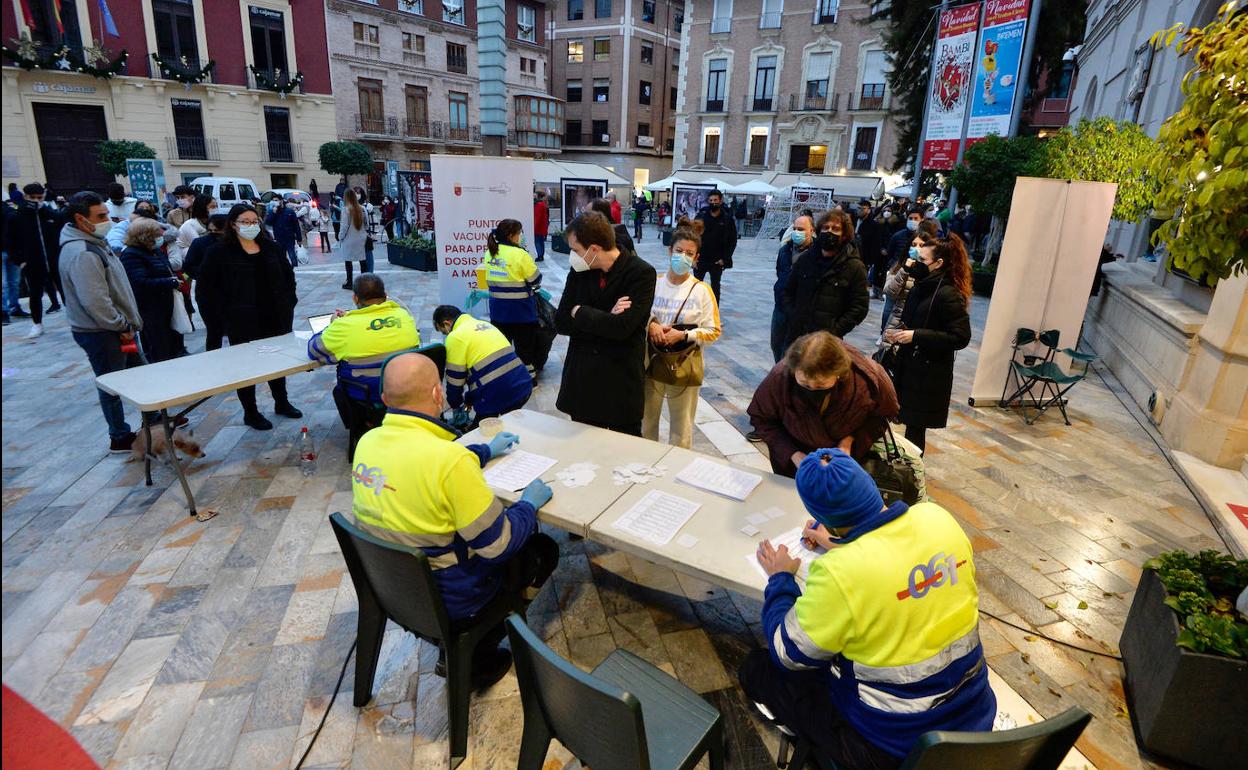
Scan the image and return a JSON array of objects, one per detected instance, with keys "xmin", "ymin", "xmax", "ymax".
[
  {"xmin": 884, "ymin": 233, "xmax": 973, "ymax": 453},
  {"xmin": 182, "ymin": 214, "xmax": 228, "ymax": 351},
  {"xmin": 783, "ymin": 208, "xmax": 870, "ymax": 346},
  {"xmin": 119, "ymin": 217, "xmax": 183, "ymax": 363},
  {"xmin": 198, "ymin": 204, "xmax": 302, "ymax": 431}
]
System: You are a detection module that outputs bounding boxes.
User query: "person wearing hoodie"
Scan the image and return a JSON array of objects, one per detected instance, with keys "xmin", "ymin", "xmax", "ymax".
[
  {"xmin": 4, "ymin": 182, "xmax": 64, "ymax": 338},
  {"xmin": 782, "ymin": 209, "xmax": 869, "ymax": 347},
  {"xmin": 104, "ymin": 182, "xmax": 137, "ymax": 223},
  {"xmin": 58, "ymin": 191, "xmax": 144, "ymax": 452}
]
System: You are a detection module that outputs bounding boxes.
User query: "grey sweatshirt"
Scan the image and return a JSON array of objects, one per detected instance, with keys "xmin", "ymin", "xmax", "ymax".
[{"xmin": 57, "ymin": 223, "xmax": 143, "ymax": 334}]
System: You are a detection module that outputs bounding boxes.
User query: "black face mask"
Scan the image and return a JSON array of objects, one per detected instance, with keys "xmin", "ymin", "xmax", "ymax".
[
  {"xmin": 905, "ymin": 261, "xmax": 932, "ymax": 279},
  {"xmin": 817, "ymin": 231, "xmax": 839, "ymax": 251},
  {"xmin": 710, "ymin": 202, "xmax": 721, "ymax": 210}
]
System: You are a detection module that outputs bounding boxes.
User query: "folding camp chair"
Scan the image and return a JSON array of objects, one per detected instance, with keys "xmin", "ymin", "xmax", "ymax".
[{"xmin": 1000, "ymin": 329, "xmax": 1060, "ymax": 423}]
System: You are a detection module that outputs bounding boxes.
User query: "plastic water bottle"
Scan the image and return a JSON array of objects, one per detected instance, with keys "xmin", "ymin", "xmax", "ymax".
[{"xmin": 299, "ymin": 426, "xmax": 317, "ymax": 477}]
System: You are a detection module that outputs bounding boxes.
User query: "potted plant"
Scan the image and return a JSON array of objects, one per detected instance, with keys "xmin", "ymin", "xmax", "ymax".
[
  {"xmin": 386, "ymin": 232, "xmax": 436, "ymax": 271},
  {"xmin": 550, "ymin": 228, "xmax": 570, "ymax": 254},
  {"xmin": 1120, "ymin": 549, "xmax": 1248, "ymax": 770},
  {"xmin": 970, "ymin": 259, "xmax": 996, "ymax": 297}
]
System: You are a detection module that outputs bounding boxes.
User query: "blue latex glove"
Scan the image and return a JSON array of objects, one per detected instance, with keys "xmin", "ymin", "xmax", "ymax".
[
  {"xmin": 520, "ymin": 478, "xmax": 553, "ymax": 509},
  {"xmin": 465, "ymin": 289, "xmax": 489, "ymax": 309},
  {"xmin": 537, "ymin": 288, "xmax": 552, "ymax": 302},
  {"xmin": 487, "ymin": 431, "xmax": 520, "ymax": 459}
]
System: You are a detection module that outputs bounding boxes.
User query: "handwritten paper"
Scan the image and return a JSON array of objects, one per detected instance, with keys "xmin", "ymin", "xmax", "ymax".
[
  {"xmin": 675, "ymin": 457, "xmax": 762, "ymax": 501},
  {"xmin": 746, "ymin": 525, "xmax": 827, "ymax": 583},
  {"xmin": 483, "ymin": 450, "xmax": 557, "ymax": 492},
  {"xmin": 611, "ymin": 490, "xmax": 701, "ymax": 546}
]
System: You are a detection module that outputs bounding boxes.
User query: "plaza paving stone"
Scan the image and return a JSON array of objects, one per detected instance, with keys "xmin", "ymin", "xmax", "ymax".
[{"xmin": 2, "ymin": 224, "xmax": 1226, "ymax": 770}]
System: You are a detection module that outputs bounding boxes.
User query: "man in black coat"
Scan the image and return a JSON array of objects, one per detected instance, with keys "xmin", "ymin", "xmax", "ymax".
[
  {"xmin": 855, "ymin": 200, "xmax": 889, "ymax": 299},
  {"xmin": 782, "ymin": 210, "xmax": 869, "ymax": 346},
  {"xmin": 4, "ymin": 182, "xmax": 64, "ymax": 338},
  {"xmin": 555, "ymin": 211, "xmax": 656, "ymax": 436},
  {"xmin": 885, "ymin": 206, "xmax": 924, "ymax": 273},
  {"xmin": 694, "ymin": 189, "xmax": 736, "ymax": 303}
]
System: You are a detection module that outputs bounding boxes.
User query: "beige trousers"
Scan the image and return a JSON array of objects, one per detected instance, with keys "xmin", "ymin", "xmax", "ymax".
[{"xmin": 642, "ymin": 378, "xmax": 701, "ymax": 448}]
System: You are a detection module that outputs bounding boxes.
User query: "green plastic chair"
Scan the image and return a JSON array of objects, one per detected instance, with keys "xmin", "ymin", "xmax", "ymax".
[
  {"xmin": 505, "ymin": 614, "xmax": 725, "ymax": 770},
  {"xmin": 778, "ymin": 706, "xmax": 1091, "ymax": 770},
  {"xmin": 329, "ymin": 512, "xmax": 523, "ymax": 770},
  {"xmin": 344, "ymin": 342, "xmax": 448, "ymax": 461}
]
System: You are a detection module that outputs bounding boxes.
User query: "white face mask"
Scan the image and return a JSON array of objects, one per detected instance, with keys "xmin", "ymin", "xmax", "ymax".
[
  {"xmin": 569, "ymin": 247, "xmax": 595, "ymax": 272},
  {"xmin": 177, "ymin": 198, "xmax": 193, "ymax": 209},
  {"xmin": 238, "ymin": 224, "xmax": 262, "ymax": 241},
  {"xmin": 92, "ymin": 220, "xmax": 113, "ymax": 239}
]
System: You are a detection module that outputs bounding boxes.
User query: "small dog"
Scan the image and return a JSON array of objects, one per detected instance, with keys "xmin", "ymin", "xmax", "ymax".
[{"xmin": 129, "ymin": 427, "xmax": 206, "ymax": 463}]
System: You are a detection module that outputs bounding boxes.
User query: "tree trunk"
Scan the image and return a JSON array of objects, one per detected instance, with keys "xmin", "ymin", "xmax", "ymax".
[{"xmin": 984, "ymin": 217, "xmax": 1006, "ymax": 265}]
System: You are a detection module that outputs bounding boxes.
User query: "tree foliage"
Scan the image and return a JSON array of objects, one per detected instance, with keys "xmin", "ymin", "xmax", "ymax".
[
  {"xmin": 95, "ymin": 140, "xmax": 156, "ymax": 177},
  {"xmin": 317, "ymin": 141, "xmax": 374, "ymax": 177},
  {"xmin": 1041, "ymin": 117, "xmax": 1159, "ymax": 224},
  {"xmin": 877, "ymin": 0, "xmax": 1086, "ymax": 174},
  {"xmin": 1148, "ymin": 2, "xmax": 1248, "ymax": 281},
  {"xmin": 946, "ymin": 134, "xmax": 1045, "ymax": 220}
]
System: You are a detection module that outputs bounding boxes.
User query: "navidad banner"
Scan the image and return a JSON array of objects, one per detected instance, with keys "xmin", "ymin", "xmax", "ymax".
[
  {"xmin": 966, "ymin": 0, "xmax": 1031, "ymax": 148},
  {"xmin": 921, "ymin": 2, "xmax": 982, "ymax": 170}
]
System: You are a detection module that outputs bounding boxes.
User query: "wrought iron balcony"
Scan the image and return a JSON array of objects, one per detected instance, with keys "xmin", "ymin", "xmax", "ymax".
[
  {"xmin": 791, "ymin": 91, "xmax": 840, "ymax": 112},
  {"xmin": 356, "ymin": 114, "xmax": 400, "ymax": 137},
  {"xmin": 260, "ymin": 140, "xmax": 302, "ymax": 164},
  {"xmin": 851, "ymin": 83, "xmax": 887, "ymax": 110},
  {"xmin": 166, "ymin": 136, "xmax": 220, "ymax": 161}
]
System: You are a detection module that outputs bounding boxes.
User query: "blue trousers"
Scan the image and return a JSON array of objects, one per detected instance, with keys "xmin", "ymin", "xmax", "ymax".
[
  {"xmin": 770, "ymin": 306, "xmax": 788, "ymax": 363},
  {"xmin": 73, "ymin": 330, "xmax": 134, "ymax": 440},
  {"xmin": 880, "ymin": 296, "xmax": 896, "ymax": 334},
  {"xmin": 534, "ymin": 235, "xmax": 546, "ymax": 260},
  {"xmin": 2, "ymin": 252, "xmax": 21, "ymax": 313}
]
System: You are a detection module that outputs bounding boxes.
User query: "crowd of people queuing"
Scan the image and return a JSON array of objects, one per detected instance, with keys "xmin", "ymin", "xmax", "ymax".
[{"xmin": 2, "ymin": 179, "xmax": 993, "ymax": 767}]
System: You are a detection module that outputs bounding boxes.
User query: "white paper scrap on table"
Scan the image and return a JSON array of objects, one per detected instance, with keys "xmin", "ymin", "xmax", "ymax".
[
  {"xmin": 611, "ymin": 489, "xmax": 701, "ymax": 546},
  {"xmin": 745, "ymin": 512, "xmax": 769, "ymax": 526},
  {"xmin": 612, "ymin": 463, "xmax": 667, "ymax": 485},
  {"xmin": 675, "ymin": 456, "xmax": 762, "ymax": 501},
  {"xmin": 294, "ymin": 330, "xmax": 314, "ymax": 340},
  {"xmin": 256, "ymin": 345, "xmax": 282, "ymax": 354},
  {"xmin": 483, "ymin": 450, "xmax": 557, "ymax": 492},
  {"xmin": 556, "ymin": 462, "xmax": 598, "ymax": 488},
  {"xmin": 676, "ymin": 533, "xmax": 700, "ymax": 549},
  {"xmin": 740, "ymin": 524, "xmax": 760, "ymax": 536},
  {"xmin": 746, "ymin": 525, "xmax": 827, "ymax": 583},
  {"xmin": 764, "ymin": 506, "xmax": 789, "ymax": 520}
]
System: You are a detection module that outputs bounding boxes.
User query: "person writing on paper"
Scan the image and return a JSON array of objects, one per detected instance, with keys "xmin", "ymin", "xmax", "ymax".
[
  {"xmin": 742, "ymin": 449, "xmax": 995, "ymax": 768},
  {"xmin": 434, "ymin": 304, "xmax": 533, "ymax": 425},
  {"xmin": 351, "ymin": 352, "xmax": 558, "ymax": 688},
  {"xmin": 307, "ymin": 273, "xmax": 420, "ymax": 457},
  {"xmin": 642, "ymin": 221, "xmax": 721, "ymax": 448},
  {"xmin": 555, "ymin": 211, "xmax": 656, "ymax": 436},
  {"xmin": 747, "ymin": 331, "xmax": 897, "ymax": 477},
  {"xmin": 475, "ymin": 219, "xmax": 543, "ymax": 380}
]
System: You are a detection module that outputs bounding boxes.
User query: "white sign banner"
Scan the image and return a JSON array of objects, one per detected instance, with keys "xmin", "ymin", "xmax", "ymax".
[
  {"xmin": 968, "ymin": 177, "xmax": 1118, "ymax": 406},
  {"xmin": 431, "ymin": 155, "xmax": 535, "ymax": 306},
  {"xmin": 921, "ymin": 2, "xmax": 981, "ymax": 170}
]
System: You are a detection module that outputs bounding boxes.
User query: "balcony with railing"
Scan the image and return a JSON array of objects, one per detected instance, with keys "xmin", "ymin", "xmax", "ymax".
[
  {"xmin": 151, "ymin": 53, "xmax": 215, "ymax": 84},
  {"xmin": 704, "ymin": 97, "xmax": 725, "ymax": 113},
  {"xmin": 248, "ymin": 67, "xmax": 304, "ymax": 95},
  {"xmin": 260, "ymin": 140, "xmax": 302, "ymax": 164},
  {"xmin": 165, "ymin": 136, "xmax": 220, "ymax": 161},
  {"xmin": 356, "ymin": 114, "xmax": 400, "ymax": 137},
  {"xmin": 445, "ymin": 124, "xmax": 481, "ymax": 143},
  {"xmin": 791, "ymin": 91, "xmax": 840, "ymax": 112},
  {"xmin": 851, "ymin": 83, "xmax": 887, "ymax": 110},
  {"xmin": 710, "ymin": 17, "xmax": 731, "ymax": 33},
  {"xmin": 404, "ymin": 118, "xmax": 440, "ymax": 140},
  {"xmin": 745, "ymin": 93, "xmax": 775, "ymax": 112}
]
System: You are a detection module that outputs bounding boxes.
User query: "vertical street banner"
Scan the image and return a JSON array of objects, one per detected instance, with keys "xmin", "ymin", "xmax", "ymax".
[
  {"xmin": 966, "ymin": 0, "xmax": 1031, "ymax": 147},
  {"xmin": 922, "ymin": 2, "xmax": 981, "ymax": 170},
  {"xmin": 430, "ymin": 155, "xmax": 534, "ymax": 305},
  {"xmin": 126, "ymin": 159, "xmax": 166, "ymax": 205},
  {"xmin": 383, "ymin": 160, "xmax": 400, "ymax": 198}
]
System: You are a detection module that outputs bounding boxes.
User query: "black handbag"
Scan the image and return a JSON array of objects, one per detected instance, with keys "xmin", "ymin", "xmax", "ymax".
[
  {"xmin": 859, "ymin": 424, "xmax": 924, "ymax": 506},
  {"xmin": 872, "ymin": 343, "xmax": 899, "ymax": 378}
]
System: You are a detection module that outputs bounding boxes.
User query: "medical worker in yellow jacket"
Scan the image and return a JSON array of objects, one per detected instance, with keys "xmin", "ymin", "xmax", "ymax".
[
  {"xmin": 351, "ymin": 352, "xmax": 558, "ymax": 689},
  {"xmin": 744, "ymin": 448, "xmax": 996, "ymax": 768},
  {"xmin": 475, "ymin": 218, "xmax": 542, "ymax": 377},
  {"xmin": 434, "ymin": 304, "xmax": 532, "ymax": 422}
]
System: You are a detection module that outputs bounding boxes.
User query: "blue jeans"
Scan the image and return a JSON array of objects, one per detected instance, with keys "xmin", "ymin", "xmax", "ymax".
[
  {"xmin": 281, "ymin": 240, "xmax": 299, "ymax": 267},
  {"xmin": 2, "ymin": 251, "xmax": 21, "ymax": 313},
  {"xmin": 363, "ymin": 245, "xmax": 375, "ymax": 274},
  {"xmin": 73, "ymin": 330, "xmax": 134, "ymax": 440},
  {"xmin": 770, "ymin": 306, "xmax": 788, "ymax": 363},
  {"xmin": 534, "ymin": 235, "xmax": 546, "ymax": 260}
]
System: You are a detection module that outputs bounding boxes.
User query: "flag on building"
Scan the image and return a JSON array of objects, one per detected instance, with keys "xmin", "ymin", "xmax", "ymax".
[
  {"xmin": 99, "ymin": 0, "xmax": 120, "ymax": 37},
  {"xmin": 51, "ymin": 0, "xmax": 64, "ymax": 34},
  {"xmin": 17, "ymin": 0, "xmax": 36, "ymax": 29}
]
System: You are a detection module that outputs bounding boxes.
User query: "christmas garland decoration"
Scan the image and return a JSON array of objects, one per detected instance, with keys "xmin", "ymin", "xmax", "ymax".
[
  {"xmin": 248, "ymin": 65, "xmax": 304, "ymax": 97},
  {"xmin": 2, "ymin": 36, "xmax": 127, "ymax": 79},
  {"xmin": 151, "ymin": 53, "xmax": 216, "ymax": 86}
]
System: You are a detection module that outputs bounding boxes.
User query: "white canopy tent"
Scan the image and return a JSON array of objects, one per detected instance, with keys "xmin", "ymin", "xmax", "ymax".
[
  {"xmin": 886, "ymin": 184, "xmax": 914, "ymax": 198},
  {"xmin": 644, "ymin": 174, "xmax": 686, "ymax": 192},
  {"xmin": 725, "ymin": 179, "xmax": 778, "ymax": 196},
  {"xmin": 766, "ymin": 173, "xmax": 886, "ymax": 200},
  {"xmin": 530, "ymin": 159, "xmax": 631, "ymax": 187}
]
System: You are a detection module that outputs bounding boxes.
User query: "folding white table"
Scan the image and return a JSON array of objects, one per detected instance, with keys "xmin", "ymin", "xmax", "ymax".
[{"xmin": 95, "ymin": 333, "xmax": 321, "ymax": 517}]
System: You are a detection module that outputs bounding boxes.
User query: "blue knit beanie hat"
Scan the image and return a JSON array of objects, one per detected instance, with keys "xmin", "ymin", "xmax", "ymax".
[{"xmin": 795, "ymin": 449, "xmax": 885, "ymax": 530}]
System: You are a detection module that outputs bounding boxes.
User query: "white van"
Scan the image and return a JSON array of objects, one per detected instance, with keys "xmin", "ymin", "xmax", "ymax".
[{"xmin": 189, "ymin": 177, "xmax": 260, "ymax": 208}]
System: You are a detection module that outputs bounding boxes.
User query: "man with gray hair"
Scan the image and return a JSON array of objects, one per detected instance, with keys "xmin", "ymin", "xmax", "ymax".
[{"xmin": 58, "ymin": 191, "xmax": 144, "ymax": 452}]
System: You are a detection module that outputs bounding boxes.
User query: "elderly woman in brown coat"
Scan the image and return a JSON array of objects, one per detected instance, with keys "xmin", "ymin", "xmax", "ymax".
[{"xmin": 747, "ymin": 331, "xmax": 899, "ymax": 477}]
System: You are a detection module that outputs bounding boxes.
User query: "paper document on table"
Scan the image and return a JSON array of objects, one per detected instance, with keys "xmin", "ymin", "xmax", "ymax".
[
  {"xmin": 675, "ymin": 457, "xmax": 762, "ymax": 501},
  {"xmin": 483, "ymin": 450, "xmax": 557, "ymax": 492},
  {"xmin": 294, "ymin": 330, "xmax": 314, "ymax": 340},
  {"xmin": 746, "ymin": 526, "xmax": 827, "ymax": 583},
  {"xmin": 611, "ymin": 490, "xmax": 701, "ymax": 546}
]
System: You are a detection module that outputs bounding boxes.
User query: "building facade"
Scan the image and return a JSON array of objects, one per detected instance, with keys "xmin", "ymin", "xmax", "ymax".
[
  {"xmin": 549, "ymin": 0, "xmax": 683, "ymax": 190},
  {"xmin": 1070, "ymin": 0, "xmax": 1245, "ymax": 475},
  {"xmin": 673, "ymin": 0, "xmax": 898, "ymax": 180},
  {"xmin": 326, "ymin": 0, "xmax": 563, "ymax": 184},
  {"xmin": 2, "ymin": 0, "xmax": 337, "ymax": 195}
]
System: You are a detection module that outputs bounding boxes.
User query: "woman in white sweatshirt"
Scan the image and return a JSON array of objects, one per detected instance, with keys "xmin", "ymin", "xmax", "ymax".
[{"xmin": 643, "ymin": 221, "xmax": 722, "ymax": 448}]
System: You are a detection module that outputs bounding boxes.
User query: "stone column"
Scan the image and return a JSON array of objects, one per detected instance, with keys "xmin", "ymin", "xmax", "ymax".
[{"xmin": 1161, "ymin": 272, "xmax": 1248, "ymax": 468}]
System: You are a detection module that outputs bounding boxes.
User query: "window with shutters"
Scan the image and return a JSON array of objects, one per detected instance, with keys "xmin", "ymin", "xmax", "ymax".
[
  {"xmin": 702, "ymin": 130, "xmax": 721, "ymax": 164},
  {"xmin": 706, "ymin": 58, "xmax": 727, "ymax": 112},
  {"xmin": 711, "ymin": 0, "xmax": 731, "ymax": 33},
  {"xmin": 859, "ymin": 50, "xmax": 888, "ymax": 109},
  {"xmin": 446, "ymin": 42, "xmax": 468, "ymax": 74},
  {"xmin": 753, "ymin": 55, "xmax": 777, "ymax": 111},
  {"xmin": 402, "ymin": 32, "xmax": 425, "ymax": 66},
  {"xmin": 748, "ymin": 132, "xmax": 768, "ymax": 166},
  {"xmin": 405, "ymin": 85, "xmax": 428, "ymax": 135},
  {"xmin": 760, "ymin": 0, "xmax": 783, "ymax": 28},
  {"xmin": 815, "ymin": 0, "xmax": 838, "ymax": 24},
  {"xmin": 357, "ymin": 78, "xmax": 385, "ymax": 134},
  {"xmin": 353, "ymin": 22, "xmax": 380, "ymax": 58},
  {"xmin": 788, "ymin": 143, "xmax": 826, "ymax": 173},
  {"xmin": 805, "ymin": 51, "xmax": 832, "ymax": 109},
  {"xmin": 154, "ymin": 0, "xmax": 199, "ymax": 68},
  {"xmin": 249, "ymin": 6, "xmax": 288, "ymax": 76}
]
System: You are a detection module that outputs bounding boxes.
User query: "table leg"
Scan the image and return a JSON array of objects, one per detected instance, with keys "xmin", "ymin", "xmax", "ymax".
[
  {"xmin": 143, "ymin": 415, "xmax": 154, "ymax": 487},
  {"xmin": 161, "ymin": 408, "xmax": 198, "ymax": 518}
]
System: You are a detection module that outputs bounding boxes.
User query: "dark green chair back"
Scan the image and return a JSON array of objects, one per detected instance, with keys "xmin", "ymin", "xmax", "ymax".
[
  {"xmin": 1037, "ymin": 329, "xmax": 1061, "ymax": 351},
  {"xmin": 506, "ymin": 615, "xmax": 651, "ymax": 770},
  {"xmin": 1013, "ymin": 328, "xmax": 1038, "ymax": 347},
  {"xmin": 899, "ymin": 706, "xmax": 1091, "ymax": 770},
  {"xmin": 329, "ymin": 512, "xmax": 450, "ymax": 643},
  {"xmin": 415, "ymin": 342, "xmax": 447, "ymax": 380}
]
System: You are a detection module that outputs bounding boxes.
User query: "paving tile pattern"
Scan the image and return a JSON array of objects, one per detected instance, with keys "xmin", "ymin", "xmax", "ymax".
[{"xmin": 2, "ymin": 226, "xmax": 1222, "ymax": 769}]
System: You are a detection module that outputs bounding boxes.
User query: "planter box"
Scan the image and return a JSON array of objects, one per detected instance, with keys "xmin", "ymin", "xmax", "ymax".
[
  {"xmin": 550, "ymin": 234, "xmax": 570, "ymax": 254},
  {"xmin": 386, "ymin": 243, "xmax": 436, "ymax": 272},
  {"xmin": 971, "ymin": 271, "xmax": 995, "ymax": 297},
  {"xmin": 1120, "ymin": 569, "xmax": 1248, "ymax": 769}
]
